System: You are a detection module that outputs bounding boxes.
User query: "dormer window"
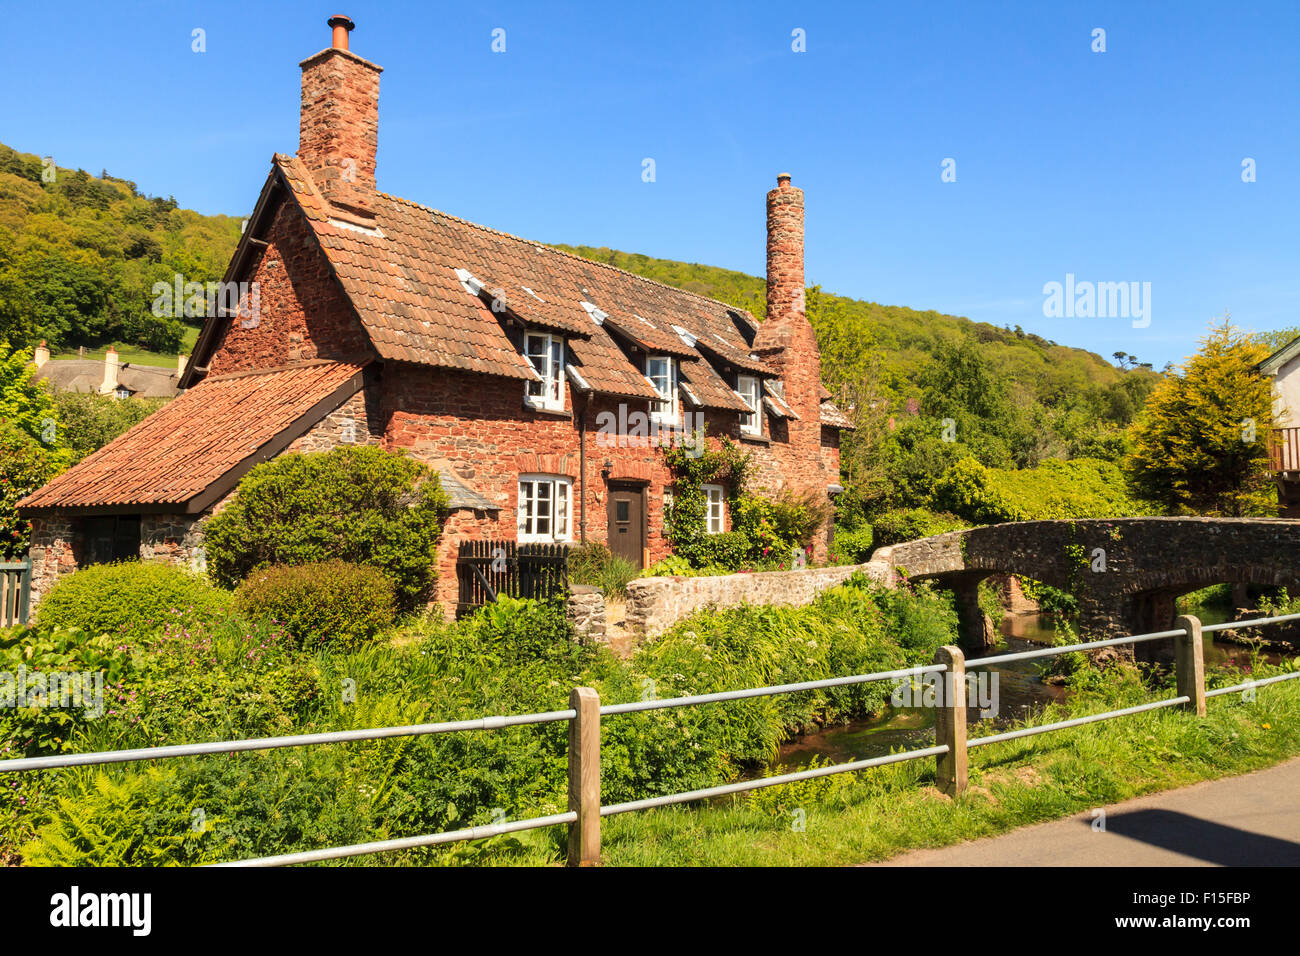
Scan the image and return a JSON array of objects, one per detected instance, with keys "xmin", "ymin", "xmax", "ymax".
[
  {"xmin": 524, "ymin": 331, "xmax": 565, "ymax": 410},
  {"xmin": 737, "ymin": 375, "xmax": 761, "ymax": 435},
  {"xmin": 646, "ymin": 355, "xmax": 678, "ymax": 425}
]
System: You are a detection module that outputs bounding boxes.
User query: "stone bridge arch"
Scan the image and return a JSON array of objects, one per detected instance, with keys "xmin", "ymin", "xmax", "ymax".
[{"xmin": 872, "ymin": 518, "xmax": 1300, "ymax": 652}]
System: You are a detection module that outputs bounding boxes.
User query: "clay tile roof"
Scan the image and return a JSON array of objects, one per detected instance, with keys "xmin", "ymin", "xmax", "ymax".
[
  {"xmin": 268, "ymin": 156, "xmax": 771, "ymax": 409},
  {"xmin": 819, "ymin": 400, "xmax": 855, "ymax": 430},
  {"xmin": 599, "ymin": 307, "xmax": 699, "ymax": 358},
  {"xmin": 763, "ymin": 380, "xmax": 799, "ymax": 420},
  {"xmin": 690, "ymin": 333, "xmax": 776, "ymax": 376},
  {"xmin": 680, "ymin": 357, "xmax": 752, "ymax": 413},
  {"xmin": 18, "ymin": 361, "xmax": 368, "ymax": 514}
]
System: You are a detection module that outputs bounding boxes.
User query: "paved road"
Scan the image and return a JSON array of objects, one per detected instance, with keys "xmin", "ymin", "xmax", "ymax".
[{"xmin": 876, "ymin": 757, "xmax": 1300, "ymax": 866}]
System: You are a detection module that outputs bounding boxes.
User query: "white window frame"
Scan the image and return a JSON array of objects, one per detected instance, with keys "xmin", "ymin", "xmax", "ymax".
[
  {"xmin": 702, "ymin": 484, "xmax": 725, "ymax": 534},
  {"xmin": 646, "ymin": 354, "xmax": 678, "ymax": 426},
  {"xmin": 518, "ymin": 474, "xmax": 573, "ymax": 543},
  {"xmin": 737, "ymin": 375, "xmax": 761, "ymax": 435},
  {"xmin": 523, "ymin": 331, "xmax": 565, "ymax": 410}
]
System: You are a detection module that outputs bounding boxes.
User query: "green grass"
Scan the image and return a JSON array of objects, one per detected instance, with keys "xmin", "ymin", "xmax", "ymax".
[
  {"xmin": 604, "ymin": 675, "xmax": 1300, "ymax": 866},
  {"xmin": 52, "ymin": 326, "xmax": 200, "ymax": 368},
  {"xmin": 371, "ymin": 664, "xmax": 1300, "ymax": 867}
]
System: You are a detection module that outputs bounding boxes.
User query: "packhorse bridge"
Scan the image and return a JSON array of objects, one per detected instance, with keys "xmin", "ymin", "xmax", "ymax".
[{"xmin": 871, "ymin": 518, "xmax": 1300, "ymax": 653}]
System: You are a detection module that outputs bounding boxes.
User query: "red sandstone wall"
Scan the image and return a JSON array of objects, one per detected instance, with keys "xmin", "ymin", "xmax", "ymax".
[{"xmin": 206, "ymin": 198, "xmax": 372, "ymax": 376}]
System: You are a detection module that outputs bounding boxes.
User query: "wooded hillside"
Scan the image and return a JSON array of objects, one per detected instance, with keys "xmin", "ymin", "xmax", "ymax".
[{"xmin": 0, "ymin": 141, "xmax": 240, "ymax": 354}]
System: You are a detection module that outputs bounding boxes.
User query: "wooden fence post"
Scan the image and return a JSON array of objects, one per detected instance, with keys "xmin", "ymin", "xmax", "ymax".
[
  {"xmin": 1174, "ymin": 614, "xmax": 1207, "ymax": 716},
  {"xmin": 18, "ymin": 559, "xmax": 31, "ymax": 626},
  {"xmin": 567, "ymin": 686, "xmax": 601, "ymax": 866},
  {"xmin": 934, "ymin": 645, "xmax": 968, "ymax": 798}
]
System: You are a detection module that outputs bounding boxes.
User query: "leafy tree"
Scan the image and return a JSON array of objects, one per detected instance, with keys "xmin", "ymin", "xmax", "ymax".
[
  {"xmin": 1251, "ymin": 326, "xmax": 1300, "ymax": 357},
  {"xmin": 52, "ymin": 391, "xmax": 169, "ymax": 463},
  {"xmin": 0, "ymin": 340, "xmax": 61, "ymax": 444},
  {"xmin": 0, "ymin": 341, "xmax": 68, "ymax": 556},
  {"xmin": 933, "ymin": 456, "xmax": 1156, "ymax": 524},
  {"xmin": 0, "ymin": 426, "xmax": 64, "ymax": 558},
  {"xmin": 204, "ymin": 446, "xmax": 449, "ymax": 608},
  {"xmin": 1126, "ymin": 318, "xmax": 1274, "ymax": 516}
]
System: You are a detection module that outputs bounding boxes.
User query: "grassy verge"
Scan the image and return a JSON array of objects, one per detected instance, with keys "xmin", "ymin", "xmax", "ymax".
[
  {"xmin": 368, "ymin": 663, "xmax": 1300, "ymax": 867},
  {"xmin": 595, "ymin": 669, "xmax": 1300, "ymax": 866}
]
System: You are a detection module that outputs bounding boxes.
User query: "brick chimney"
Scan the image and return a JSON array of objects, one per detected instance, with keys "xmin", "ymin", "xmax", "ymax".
[
  {"xmin": 754, "ymin": 173, "xmax": 822, "ymax": 431},
  {"xmin": 33, "ymin": 340, "xmax": 49, "ymax": 368},
  {"xmin": 298, "ymin": 15, "xmax": 382, "ymax": 219},
  {"xmin": 100, "ymin": 347, "xmax": 119, "ymax": 396}
]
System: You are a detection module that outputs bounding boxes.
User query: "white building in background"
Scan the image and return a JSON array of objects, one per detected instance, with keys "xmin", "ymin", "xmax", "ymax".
[
  {"xmin": 1256, "ymin": 337, "xmax": 1300, "ymax": 516},
  {"xmin": 31, "ymin": 342, "xmax": 184, "ymax": 399}
]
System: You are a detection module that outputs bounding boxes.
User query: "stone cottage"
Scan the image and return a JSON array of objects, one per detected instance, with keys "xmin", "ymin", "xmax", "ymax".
[{"xmin": 18, "ymin": 15, "xmax": 852, "ymax": 612}]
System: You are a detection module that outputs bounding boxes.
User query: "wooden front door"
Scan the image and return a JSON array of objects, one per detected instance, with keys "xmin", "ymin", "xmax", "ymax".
[{"xmin": 606, "ymin": 482, "xmax": 646, "ymax": 569}]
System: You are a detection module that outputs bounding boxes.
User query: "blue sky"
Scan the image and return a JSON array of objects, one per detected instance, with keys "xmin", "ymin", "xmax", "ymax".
[{"xmin": 2, "ymin": 0, "xmax": 1297, "ymax": 368}]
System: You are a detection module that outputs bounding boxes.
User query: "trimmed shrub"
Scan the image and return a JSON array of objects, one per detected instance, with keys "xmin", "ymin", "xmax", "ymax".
[
  {"xmin": 35, "ymin": 562, "xmax": 231, "ymax": 640},
  {"xmin": 234, "ymin": 561, "xmax": 395, "ymax": 651},
  {"xmin": 832, "ymin": 525, "xmax": 873, "ymax": 563},
  {"xmin": 695, "ymin": 530, "xmax": 752, "ymax": 569},
  {"xmin": 870, "ymin": 508, "xmax": 968, "ymax": 548},
  {"xmin": 567, "ymin": 542, "xmax": 638, "ymax": 598},
  {"xmin": 204, "ymin": 446, "xmax": 448, "ymax": 609}
]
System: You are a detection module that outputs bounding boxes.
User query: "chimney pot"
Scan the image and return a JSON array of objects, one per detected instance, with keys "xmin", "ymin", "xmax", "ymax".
[
  {"xmin": 777, "ymin": 172, "xmax": 792, "ymax": 187},
  {"xmin": 328, "ymin": 15, "xmax": 355, "ymax": 50}
]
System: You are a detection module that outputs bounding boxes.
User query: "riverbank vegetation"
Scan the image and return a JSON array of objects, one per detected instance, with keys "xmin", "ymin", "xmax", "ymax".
[
  {"xmin": 1, "ymin": 572, "xmax": 957, "ymax": 865},
  {"xmin": 7, "ymin": 560, "xmax": 1296, "ymax": 867}
]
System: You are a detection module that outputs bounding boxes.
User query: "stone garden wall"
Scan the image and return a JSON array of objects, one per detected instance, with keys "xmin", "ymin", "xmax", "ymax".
[{"xmin": 623, "ymin": 558, "xmax": 893, "ymax": 640}]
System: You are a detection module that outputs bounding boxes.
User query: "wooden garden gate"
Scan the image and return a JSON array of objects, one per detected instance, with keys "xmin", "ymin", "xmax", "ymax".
[{"xmin": 455, "ymin": 540, "xmax": 568, "ymax": 617}]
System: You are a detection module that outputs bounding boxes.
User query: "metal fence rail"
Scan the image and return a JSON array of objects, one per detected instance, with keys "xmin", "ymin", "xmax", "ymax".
[
  {"xmin": 0, "ymin": 709, "xmax": 577, "ymax": 774},
  {"xmin": 2, "ymin": 610, "xmax": 1298, "ymax": 866}
]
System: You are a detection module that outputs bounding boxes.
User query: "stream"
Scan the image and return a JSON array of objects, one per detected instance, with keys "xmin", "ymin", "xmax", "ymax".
[{"xmin": 774, "ymin": 604, "xmax": 1292, "ymax": 771}]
